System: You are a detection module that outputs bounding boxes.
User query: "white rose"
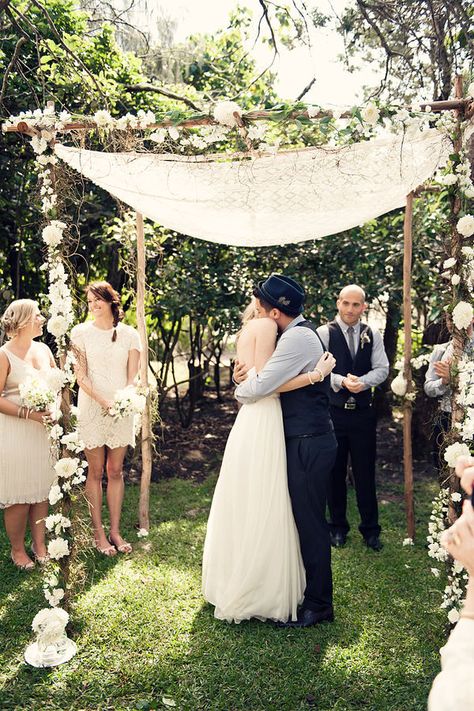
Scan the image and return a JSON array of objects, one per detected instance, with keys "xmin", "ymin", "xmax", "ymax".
[
  {"xmin": 48, "ymin": 484, "xmax": 63, "ymax": 505},
  {"xmin": 149, "ymin": 129, "xmax": 167, "ymax": 144},
  {"xmin": 440, "ymin": 174, "xmax": 458, "ymax": 186},
  {"xmin": 447, "ymin": 608, "xmax": 460, "ymax": 624},
  {"xmin": 443, "ymin": 257, "xmax": 457, "ymax": 269},
  {"xmin": 391, "ymin": 372, "xmax": 407, "ymax": 397},
  {"xmin": 451, "ymin": 491, "xmax": 462, "ymax": 502},
  {"xmin": 31, "ymin": 136, "xmax": 48, "ymax": 154},
  {"xmin": 93, "ymin": 109, "xmax": 113, "ymax": 128},
  {"xmin": 452, "ymin": 301, "xmax": 474, "ymax": 330},
  {"xmin": 54, "ymin": 457, "xmax": 80, "ymax": 479},
  {"xmin": 137, "ymin": 528, "xmax": 149, "ymax": 538},
  {"xmin": 44, "ymin": 368, "xmax": 67, "ymax": 393},
  {"xmin": 402, "ymin": 537, "xmax": 414, "ymax": 546},
  {"xmin": 467, "ymin": 82, "xmax": 474, "ymax": 98},
  {"xmin": 451, "ymin": 274, "xmax": 461, "ymax": 285},
  {"xmin": 463, "ymin": 186, "xmax": 474, "ymax": 199},
  {"xmin": 457, "ymin": 214, "xmax": 474, "ymax": 237},
  {"xmin": 213, "ymin": 100, "xmax": 243, "ymax": 127},
  {"xmin": 44, "ymin": 587, "xmax": 65, "ymax": 607},
  {"xmin": 444, "ymin": 442, "xmax": 471, "ymax": 468},
  {"xmin": 49, "ymin": 423, "xmax": 63, "ymax": 441},
  {"xmin": 167, "ymin": 126, "xmax": 180, "ymax": 141},
  {"xmin": 47, "ymin": 537, "xmax": 70, "ymax": 560},
  {"xmin": 431, "ymin": 568, "xmax": 440, "ymax": 577},
  {"xmin": 47, "ymin": 315, "xmax": 69, "ymax": 338},
  {"xmin": 361, "ymin": 103, "xmax": 380, "ymax": 125}
]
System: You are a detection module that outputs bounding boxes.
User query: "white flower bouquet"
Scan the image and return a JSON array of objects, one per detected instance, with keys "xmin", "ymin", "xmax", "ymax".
[
  {"xmin": 19, "ymin": 375, "xmax": 56, "ymax": 411},
  {"xmin": 107, "ymin": 387, "xmax": 147, "ymax": 421},
  {"xmin": 32, "ymin": 607, "xmax": 69, "ymax": 647}
]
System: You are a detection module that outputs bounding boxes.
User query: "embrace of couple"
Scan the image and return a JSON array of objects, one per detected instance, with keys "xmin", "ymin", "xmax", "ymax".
[{"xmin": 202, "ymin": 273, "xmax": 339, "ymax": 628}]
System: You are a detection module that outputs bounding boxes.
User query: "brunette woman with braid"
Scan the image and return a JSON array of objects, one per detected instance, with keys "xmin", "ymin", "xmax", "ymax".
[{"xmin": 70, "ymin": 282, "xmax": 141, "ymax": 556}]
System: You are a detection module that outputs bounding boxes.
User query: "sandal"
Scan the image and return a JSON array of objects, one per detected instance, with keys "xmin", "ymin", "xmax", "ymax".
[
  {"xmin": 93, "ymin": 540, "xmax": 117, "ymax": 557},
  {"xmin": 31, "ymin": 545, "xmax": 50, "ymax": 565},
  {"xmin": 11, "ymin": 551, "xmax": 35, "ymax": 571},
  {"xmin": 108, "ymin": 534, "xmax": 132, "ymax": 554}
]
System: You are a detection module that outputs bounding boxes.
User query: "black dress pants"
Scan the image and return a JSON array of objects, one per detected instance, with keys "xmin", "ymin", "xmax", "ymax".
[
  {"xmin": 328, "ymin": 406, "xmax": 380, "ymax": 539},
  {"xmin": 286, "ymin": 431, "xmax": 337, "ymax": 612}
]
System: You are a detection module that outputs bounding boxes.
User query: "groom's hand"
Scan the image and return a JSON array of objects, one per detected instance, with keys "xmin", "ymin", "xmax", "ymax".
[
  {"xmin": 342, "ymin": 374, "xmax": 365, "ymax": 393},
  {"xmin": 233, "ymin": 360, "xmax": 249, "ymax": 385}
]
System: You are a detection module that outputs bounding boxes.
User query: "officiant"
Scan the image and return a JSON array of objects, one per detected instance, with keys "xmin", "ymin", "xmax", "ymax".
[{"xmin": 318, "ymin": 285, "xmax": 389, "ymax": 551}]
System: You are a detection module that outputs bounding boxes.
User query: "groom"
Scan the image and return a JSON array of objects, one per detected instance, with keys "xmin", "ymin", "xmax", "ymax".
[{"xmin": 234, "ymin": 274, "xmax": 337, "ymax": 627}]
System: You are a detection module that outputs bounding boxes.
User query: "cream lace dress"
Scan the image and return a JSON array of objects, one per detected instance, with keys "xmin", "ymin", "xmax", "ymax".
[
  {"xmin": 0, "ymin": 347, "xmax": 55, "ymax": 508},
  {"xmin": 70, "ymin": 322, "xmax": 142, "ymax": 450}
]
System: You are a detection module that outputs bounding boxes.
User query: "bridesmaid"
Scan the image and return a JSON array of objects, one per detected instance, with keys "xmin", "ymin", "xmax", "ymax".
[
  {"xmin": 70, "ymin": 282, "xmax": 141, "ymax": 556},
  {"xmin": 0, "ymin": 299, "xmax": 56, "ymax": 569}
]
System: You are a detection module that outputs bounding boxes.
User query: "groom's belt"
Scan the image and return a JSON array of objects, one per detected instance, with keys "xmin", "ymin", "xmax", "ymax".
[
  {"xmin": 285, "ymin": 425, "xmax": 334, "ymax": 440},
  {"xmin": 330, "ymin": 402, "xmax": 372, "ymax": 411}
]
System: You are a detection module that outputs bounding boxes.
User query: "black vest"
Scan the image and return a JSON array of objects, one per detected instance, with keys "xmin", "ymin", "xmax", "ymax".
[
  {"xmin": 279, "ymin": 320, "xmax": 332, "ymax": 437},
  {"xmin": 327, "ymin": 321, "xmax": 373, "ymax": 408}
]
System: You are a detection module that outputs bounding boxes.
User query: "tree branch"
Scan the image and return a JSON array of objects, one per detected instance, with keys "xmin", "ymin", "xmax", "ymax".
[
  {"xmin": 0, "ymin": 36, "xmax": 27, "ymax": 107},
  {"xmin": 295, "ymin": 76, "xmax": 316, "ymax": 100},
  {"xmin": 26, "ymin": 0, "xmax": 106, "ymax": 100},
  {"xmin": 123, "ymin": 84, "xmax": 202, "ymax": 111}
]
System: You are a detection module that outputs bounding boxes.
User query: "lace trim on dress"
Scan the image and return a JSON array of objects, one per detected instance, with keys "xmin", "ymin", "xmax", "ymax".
[{"xmin": 82, "ymin": 437, "xmax": 134, "ymax": 450}]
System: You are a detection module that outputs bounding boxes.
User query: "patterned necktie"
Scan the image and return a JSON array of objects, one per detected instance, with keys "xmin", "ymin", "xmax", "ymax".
[{"xmin": 347, "ymin": 326, "xmax": 356, "ymax": 359}]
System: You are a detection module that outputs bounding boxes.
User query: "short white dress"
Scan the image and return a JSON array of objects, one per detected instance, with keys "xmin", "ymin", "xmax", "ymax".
[
  {"xmin": 70, "ymin": 322, "xmax": 142, "ymax": 450},
  {"xmin": 0, "ymin": 347, "xmax": 55, "ymax": 508},
  {"xmin": 202, "ymin": 369, "xmax": 305, "ymax": 623}
]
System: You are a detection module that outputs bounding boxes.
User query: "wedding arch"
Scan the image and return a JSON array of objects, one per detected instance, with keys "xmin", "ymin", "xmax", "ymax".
[{"xmin": 3, "ymin": 82, "xmax": 474, "ymax": 657}]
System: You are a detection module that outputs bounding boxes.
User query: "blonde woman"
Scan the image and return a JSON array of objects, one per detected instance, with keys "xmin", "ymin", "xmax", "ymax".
[
  {"xmin": 202, "ymin": 294, "xmax": 336, "ymax": 623},
  {"xmin": 0, "ymin": 299, "xmax": 56, "ymax": 569},
  {"xmin": 70, "ymin": 282, "xmax": 141, "ymax": 556}
]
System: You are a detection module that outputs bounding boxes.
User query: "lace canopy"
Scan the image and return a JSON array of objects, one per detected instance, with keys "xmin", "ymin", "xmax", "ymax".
[{"xmin": 55, "ymin": 128, "xmax": 449, "ymax": 247}]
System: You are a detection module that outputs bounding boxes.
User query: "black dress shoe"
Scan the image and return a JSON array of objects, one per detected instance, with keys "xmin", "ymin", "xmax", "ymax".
[
  {"xmin": 278, "ymin": 607, "xmax": 334, "ymax": 628},
  {"xmin": 330, "ymin": 532, "xmax": 346, "ymax": 548},
  {"xmin": 364, "ymin": 535, "xmax": 383, "ymax": 552}
]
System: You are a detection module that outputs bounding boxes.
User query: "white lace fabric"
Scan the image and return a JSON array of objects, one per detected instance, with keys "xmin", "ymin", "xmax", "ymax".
[
  {"xmin": 70, "ymin": 322, "xmax": 141, "ymax": 450},
  {"xmin": 55, "ymin": 128, "xmax": 450, "ymax": 247}
]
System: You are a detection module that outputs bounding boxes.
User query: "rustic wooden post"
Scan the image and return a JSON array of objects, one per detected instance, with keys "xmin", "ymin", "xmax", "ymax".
[
  {"xmin": 447, "ymin": 75, "xmax": 465, "ymax": 523},
  {"xmin": 403, "ymin": 191, "xmax": 415, "ymax": 539},
  {"xmin": 136, "ymin": 212, "xmax": 153, "ymax": 531}
]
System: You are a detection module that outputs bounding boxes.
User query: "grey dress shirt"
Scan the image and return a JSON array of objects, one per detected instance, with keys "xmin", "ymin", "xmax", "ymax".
[
  {"xmin": 235, "ymin": 314, "xmax": 324, "ymax": 404},
  {"xmin": 424, "ymin": 342, "xmax": 451, "ymax": 412},
  {"xmin": 317, "ymin": 315, "xmax": 389, "ymax": 392}
]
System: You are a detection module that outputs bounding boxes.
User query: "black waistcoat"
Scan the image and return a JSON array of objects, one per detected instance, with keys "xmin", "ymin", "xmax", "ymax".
[
  {"xmin": 279, "ymin": 320, "xmax": 332, "ymax": 437},
  {"xmin": 327, "ymin": 321, "xmax": 373, "ymax": 408}
]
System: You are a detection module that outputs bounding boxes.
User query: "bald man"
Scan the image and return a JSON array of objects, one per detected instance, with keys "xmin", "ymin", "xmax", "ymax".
[{"xmin": 317, "ymin": 285, "xmax": 389, "ymax": 551}]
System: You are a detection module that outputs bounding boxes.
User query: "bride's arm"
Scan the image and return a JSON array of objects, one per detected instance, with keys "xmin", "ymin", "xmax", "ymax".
[
  {"xmin": 277, "ymin": 352, "xmax": 337, "ymax": 392},
  {"xmin": 254, "ymin": 319, "xmax": 278, "ymax": 372}
]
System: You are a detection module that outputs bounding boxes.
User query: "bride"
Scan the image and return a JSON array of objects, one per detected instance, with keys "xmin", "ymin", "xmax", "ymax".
[{"xmin": 202, "ymin": 299, "xmax": 335, "ymax": 623}]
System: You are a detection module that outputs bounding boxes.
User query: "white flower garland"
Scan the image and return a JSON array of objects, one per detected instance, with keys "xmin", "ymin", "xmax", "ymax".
[{"xmin": 24, "ymin": 118, "xmax": 89, "ymax": 655}]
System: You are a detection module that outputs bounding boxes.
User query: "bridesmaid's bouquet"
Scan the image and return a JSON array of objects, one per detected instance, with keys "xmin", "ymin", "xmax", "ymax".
[
  {"xmin": 107, "ymin": 387, "xmax": 147, "ymax": 421},
  {"xmin": 19, "ymin": 375, "xmax": 56, "ymax": 412}
]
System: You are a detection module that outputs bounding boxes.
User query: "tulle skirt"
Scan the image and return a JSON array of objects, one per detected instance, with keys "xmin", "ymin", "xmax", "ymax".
[{"xmin": 202, "ymin": 395, "xmax": 305, "ymax": 623}]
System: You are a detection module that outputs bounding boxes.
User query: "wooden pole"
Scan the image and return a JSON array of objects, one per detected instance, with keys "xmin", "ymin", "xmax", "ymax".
[
  {"xmin": 403, "ymin": 191, "xmax": 415, "ymax": 540},
  {"xmin": 3, "ymin": 98, "xmax": 473, "ymax": 135},
  {"xmin": 136, "ymin": 211, "xmax": 153, "ymax": 531},
  {"xmin": 447, "ymin": 75, "xmax": 465, "ymax": 523}
]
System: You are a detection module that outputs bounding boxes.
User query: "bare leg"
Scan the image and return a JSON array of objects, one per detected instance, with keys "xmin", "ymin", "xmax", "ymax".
[
  {"xmin": 106, "ymin": 446, "xmax": 131, "ymax": 551},
  {"xmin": 29, "ymin": 500, "xmax": 49, "ymax": 558},
  {"xmin": 84, "ymin": 446, "xmax": 112, "ymax": 551},
  {"xmin": 4, "ymin": 503, "xmax": 33, "ymax": 567}
]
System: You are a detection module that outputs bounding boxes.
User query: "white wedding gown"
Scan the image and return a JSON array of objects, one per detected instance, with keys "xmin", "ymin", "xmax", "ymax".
[{"xmin": 202, "ymin": 371, "xmax": 305, "ymax": 623}]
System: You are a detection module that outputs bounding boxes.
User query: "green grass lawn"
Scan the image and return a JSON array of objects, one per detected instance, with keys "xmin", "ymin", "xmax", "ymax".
[{"xmin": 0, "ymin": 476, "xmax": 446, "ymax": 711}]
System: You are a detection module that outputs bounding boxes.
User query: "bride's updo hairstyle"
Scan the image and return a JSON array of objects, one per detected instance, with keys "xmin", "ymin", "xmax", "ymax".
[
  {"xmin": 1, "ymin": 299, "xmax": 38, "ymax": 338},
  {"xmin": 236, "ymin": 298, "xmax": 257, "ymax": 342},
  {"xmin": 86, "ymin": 281, "xmax": 124, "ymax": 342}
]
